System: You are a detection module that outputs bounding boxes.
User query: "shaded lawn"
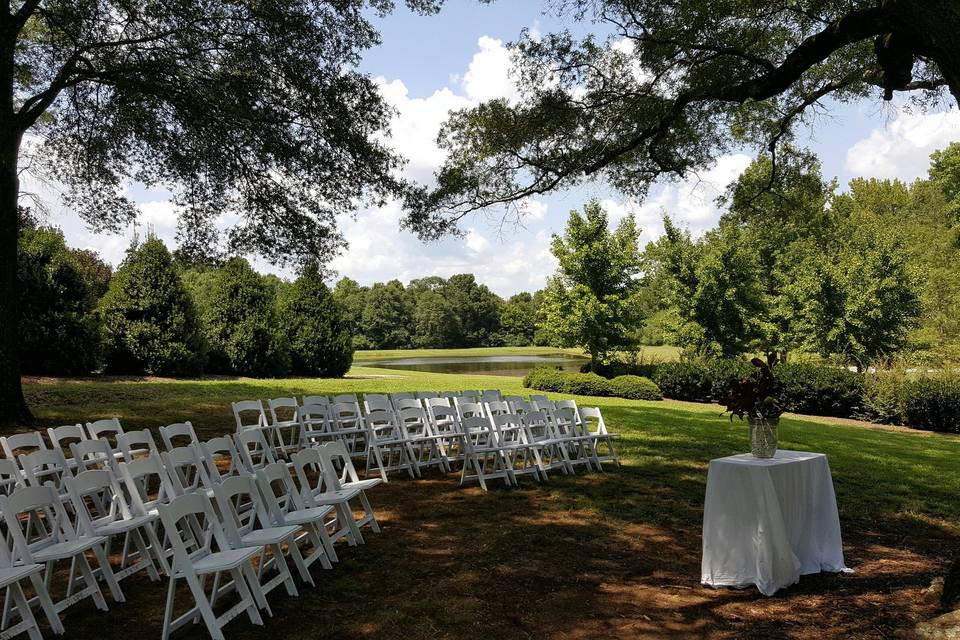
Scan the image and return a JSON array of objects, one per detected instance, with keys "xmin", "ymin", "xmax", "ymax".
[{"xmin": 17, "ymin": 367, "xmax": 960, "ymax": 639}]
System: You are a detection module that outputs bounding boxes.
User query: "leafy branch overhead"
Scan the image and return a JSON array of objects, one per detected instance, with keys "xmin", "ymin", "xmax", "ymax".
[{"xmin": 404, "ymin": 0, "xmax": 959, "ymax": 234}]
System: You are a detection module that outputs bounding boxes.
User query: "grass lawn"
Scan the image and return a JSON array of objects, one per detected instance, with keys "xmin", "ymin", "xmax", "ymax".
[{"xmin": 17, "ymin": 366, "xmax": 960, "ymax": 639}]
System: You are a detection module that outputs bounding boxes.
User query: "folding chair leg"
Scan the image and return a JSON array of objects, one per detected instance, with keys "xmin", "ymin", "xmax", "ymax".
[
  {"xmin": 236, "ymin": 565, "xmax": 269, "ymax": 620},
  {"xmin": 28, "ymin": 571, "xmax": 63, "ymax": 635},
  {"xmin": 358, "ymin": 492, "xmax": 381, "ymax": 534},
  {"xmin": 286, "ymin": 537, "xmax": 315, "ymax": 587},
  {"xmin": 91, "ymin": 544, "xmax": 125, "ymax": 603},
  {"xmin": 6, "ymin": 580, "xmax": 43, "ymax": 640},
  {"xmin": 75, "ymin": 553, "xmax": 109, "ymax": 611}
]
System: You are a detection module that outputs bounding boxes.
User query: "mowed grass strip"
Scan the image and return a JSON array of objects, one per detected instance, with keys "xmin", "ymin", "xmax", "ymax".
[{"xmin": 17, "ymin": 367, "xmax": 960, "ymax": 639}]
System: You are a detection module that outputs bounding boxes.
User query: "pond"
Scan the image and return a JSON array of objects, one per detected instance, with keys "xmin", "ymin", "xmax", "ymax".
[{"xmin": 359, "ymin": 354, "xmax": 590, "ymax": 377}]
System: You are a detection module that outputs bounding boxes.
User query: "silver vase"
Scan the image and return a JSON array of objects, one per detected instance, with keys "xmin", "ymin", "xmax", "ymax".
[{"xmin": 748, "ymin": 416, "xmax": 779, "ymax": 458}]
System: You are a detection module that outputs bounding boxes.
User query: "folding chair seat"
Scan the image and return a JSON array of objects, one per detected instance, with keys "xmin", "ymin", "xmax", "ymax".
[
  {"xmin": 1, "ymin": 485, "xmax": 123, "ymax": 621},
  {"xmin": 459, "ymin": 417, "xmax": 515, "ymax": 490},
  {"xmin": 66, "ymin": 468, "xmax": 167, "ymax": 583},
  {"xmin": 213, "ymin": 475, "xmax": 310, "ymax": 600},
  {"xmin": 200, "ymin": 436, "xmax": 247, "ymax": 483},
  {"xmin": 255, "ymin": 463, "xmax": 337, "ymax": 569},
  {"xmin": 159, "ymin": 422, "xmax": 200, "ymax": 451},
  {"xmin": 234, "ymin": 430, "xmax": 281, "ymax": 474},
  {"xmin": 266, "ymin": 397, "xmax": 302, "ymax": 459},
  {"xmin": 290, "ymin": 448, "xmax": 364, "ymax": 546},
  {"xmin": 86, "ymin": 418, "xmax": 125, "ymax": 448},
  {"xmin": 116, "ymin": 428, "xmax": 162, "ymax": 463},
  {"xmin": 18, "ymin": 449, "xmax": 73, "ymax": 505},
  {"xmin": 364, "ymin": 410, "xmax": 416, "ymax": 482},
  {"xmin": 396, "ymin": 407, "xmax": 449, "ymax": 474},
  {"xmin": 0, "ymin": 540, "xmax": 55, "ymax": 640},
  {"xmin": 157, "ymin": 493, "xmax": 266, "ymax": 640},
  {"xmin": 491, "ymin": 414, "xmax": 543, "ymax": 483},
  {"xmin": 316, "ymin": 442, "xmax": 381, "ymax": 534},
  {"xmin": 0, "ymin": 433, "xmax": 46, "ymax": 461},
  {"xmin": 579, "ymin": 407, "xmax": 620, "ymax": 469},
  {"xmin": 298, "ymin": 403, "xmax": 335, "ymax": 448}
]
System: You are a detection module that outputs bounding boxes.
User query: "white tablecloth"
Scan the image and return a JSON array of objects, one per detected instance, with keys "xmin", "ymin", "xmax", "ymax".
[{"xmin": 701, "ymin": 450, "xmax": 846, "ymax": 596}]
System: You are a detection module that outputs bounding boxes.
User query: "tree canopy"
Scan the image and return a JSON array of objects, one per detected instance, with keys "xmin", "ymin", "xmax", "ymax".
[{"xmin": 404, "ymin": 1, "xmax": 958, "ymax": 233}]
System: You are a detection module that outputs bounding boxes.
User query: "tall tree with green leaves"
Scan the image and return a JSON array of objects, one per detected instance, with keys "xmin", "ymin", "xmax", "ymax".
[
  {"xmin": 539, "ymin": 201, "xmax": 643, "ymax": 367},
  {"xmin": 361, "ymin": 280, "xmax": 414, "ymax": 349},
  {"xmin": 99, "ymin": 236, "xmax": 206, "ymax": 376},
  {"xmin": 500, "ymin": 292, "xmax": 537, "ymax": 346},
  {"xmin": 279, "ymin": 262, "xmax": 354, "ymax": 377},
  {"xmin": 405, "ymin": 2, "xmax": 957, "ymax": 236},
  {"xmin": 1, "ymin": 0, "xmax": 447, "ymax": 425}
]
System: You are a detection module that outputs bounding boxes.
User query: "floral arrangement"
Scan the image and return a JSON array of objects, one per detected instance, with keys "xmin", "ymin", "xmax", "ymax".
[{"xmin": 723, "ymin": 355, "xmax": 783, "ymax": 421}]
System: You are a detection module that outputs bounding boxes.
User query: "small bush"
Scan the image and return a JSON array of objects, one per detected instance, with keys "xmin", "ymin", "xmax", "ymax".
[
  {"xmin": 902, "ymin": 375, "xmax": 960, "ymax": 433},
  {"xmin": 559, "ymin": 372, "xmax": 616, "ymax": 397},
  {"xmin": 704, "ymin": 359, "xmax": 755, "ymax": 402},
  {"xmin": 859, "ymin": 369, "xmax": 908, "ymax": 424},
  {"xmin": 651, "ymin": 362, "xmax": 713, "ymax": 402},
  {"xmin": 609, "ymin": 375, "xmax": 662, "ymax": 400},
  {"xmin": 776, "ymin": 363, "xmax": 864, "ymax": 418}
]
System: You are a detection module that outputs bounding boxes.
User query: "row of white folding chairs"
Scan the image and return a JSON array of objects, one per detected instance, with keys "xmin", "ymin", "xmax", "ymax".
[{"xmin": 0, "ymin": 438, "xmax": 381, "ymax": 640}]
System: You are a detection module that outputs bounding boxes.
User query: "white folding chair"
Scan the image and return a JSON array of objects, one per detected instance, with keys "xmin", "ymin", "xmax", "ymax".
[
  {"xmin": 331, "ymin": 394, "xmax": 360, "ymax": 410},
  {"xmin": 484, "ymin": 400, "xmax": 511, "ymax": 418},
  {"xmin": 491, "ymin": 414, "xmax": 543, "ymax": 483},
  {"xmin": 530, "ymin": 394, "xmax": 550, "ymax": 406},
  {"xmin": 0, "ymin": 540, "xmax": 55, "ymax": 640},
  {"xmin": 232, "ymin": 400, "xmax": 268, "ymax": 433},
  {"xmin": 392, "ymin": 398, "xmax": 423, "ymax": 413},
  {"xmin": 290, "ymin": 448, "xmax": 364, "ymax": 547},
  {"xmin": 0, "ymin": 459, "xmax": 25, "ymax": 499},
  {"xmin": 362, "ymin": 394, "xmax": 393, "ymax": 418},
  {"xmin": 18, "ymin": 449, "xmax": 73, "ymax": 505},
  {"xmin": 330, "ymin": 402, "xmax": 366, "ymax": 455},
  {"xmin": 457, "ymin": 401, "xmax": 485, "ymax": 421},
  {"xmin": 316, "ymin": 442, "xmax": 381, "ymax": 534},
  {"xmin": 301, "ymin": 395, "xmax": 330, "ymax": 408},
  {"xmin": 297, "ymin": 403, "xmax": 335, "ymax": 449},
  {"xmin": 553, "ymin": 406, "xmax": 599, "ymax": 472},
  {"xmin": 508, "ymin": 398, "xmax": 534, "ymax": 416},
  {"xmin": 424, "ymin": 396, "xmax": 452, "ymax": 423},
  {"xmin": 459, "ymin": 417, "xmax": 515, "ymax": 490},
  {"xmin": 481, "ymin": 390, "xmax": 503, "ymax": 403},
  {"xmin": 200, "ymin": 436, "xmax": 247, "ymax": 483},
  {"xmin": 116, "ymin": 428, "xmax": 162, "ymax": 462},
  {"xmin": 523, "ymin": 410, "xmax": 573, "ymax": 475},
  {"xmin": 234, "ymin": 430, "xmax": 280, "ymax": 474},
  {"xmin": 65, "ymin": 468, "xmax": 167, "ymax": 584},
  {"xmin": 579, "ymin": 407, "xmax": 621, "ymax": 469},
  {"xmin": 266, "ymin": 397, "xmax": 301, "ymax": 459},
  {"xmin": 255, "ymin": 462, "xmax": 337, "ymax": 569},
  {"xmin": 163, "ymin": 446, "xmax": 216, "ymax": 497},
  {"xmin": 69, "ymin": 438, "xmax": 121, "ymax": 475},
  {"xmin": 0, "ymin": 433, "xmax": 46, "ymax": 461},
  {"xmin": 85, "ymin": 418, "xmax": 125, "ymax": 448},
  {"xmin": 1, "ymin": 485, "xmax": 123, "ymax": 620},
  {"xmin": 159, "ymin": 422, "xmax": 199, "ymax": 451},
  {"xmin": 429, "ymin": 406, "xmax": 464, "ymax": 468},
  {"xmin": 157, "ymin": 493, "xmax": 266, "ymax": 640},
  {"xmin": 415, "ymin": 391, "xmax": 439, "ymax": 400},
  {"xmin": 118, "ymin": 454, "xmax": 179, "ymax": 517},
  {"xmin": 213, "ymin": 475, "xmax": 308, "ymax": 600},
  {"xmin": 364, "ymin": 410, "xmax": 416, "ymax": 482},
  {"xmin": 47, "ymin": 424, "xmax": 88, "ymax": 457},
  {"xmin": 389, "ymin": 392, "xmax": 416, "ymax": 406},
  {"xmin": 396, "ymin": 407, "xmax": 449, "ymax": 474}
]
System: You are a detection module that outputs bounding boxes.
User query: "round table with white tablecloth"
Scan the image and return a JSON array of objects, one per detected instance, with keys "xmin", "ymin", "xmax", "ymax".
[{"xmin": 700, "ymin": 450, "xmax": 847, "ymax": 596}]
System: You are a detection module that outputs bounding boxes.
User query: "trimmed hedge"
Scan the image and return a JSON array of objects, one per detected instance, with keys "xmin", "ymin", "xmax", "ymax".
[
  {"xmin": 775, "ymin": 363, "xmax": 864, "ymax": 418},
  {"xmin": 901, "ymin": 376, "xmax": 960, "ymax": 434},
  {"xmin": 523, "ymin": 367, "xmax": 662, "ymax": 401}
]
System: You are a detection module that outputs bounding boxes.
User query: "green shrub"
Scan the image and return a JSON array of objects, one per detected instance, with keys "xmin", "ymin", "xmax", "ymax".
[
  {"xmin": 609, "ymin": 375, "xmax": 662, "ymax": 400},
  {"xmin": 558, "ymin": 372, "xmax": 614, "ymax": 396},
  {"xmin": 775, "ymin": 363, "xmax": 864, "ymax": 418},
  {"xmin": 279, "ymin": 262, "xmax": 354, "ymax": 378},
  {"xmin": 651, "ymin": 362, "xmax": 713, "ymax": 401},
  {"xmin": 902, "ymin": 375, "xmax": 960, "ymax": 433},
  {"xmin": 17, "ymin": 227, "xmax": 102, "ymax": 374},
  {"xmin": 189, "ymin": 256, "xmax": 290, "ymax": 377},
  {"xmin": 703, "ymin": 359, "xmax": 754, "ymax": 402},
  {"xmin": 860, "ymin": 369, "xmax": 908, "ymax": 424},
  {"xmin": 100, "ymin": 236, "xmax": 207, "ymax": 376}
]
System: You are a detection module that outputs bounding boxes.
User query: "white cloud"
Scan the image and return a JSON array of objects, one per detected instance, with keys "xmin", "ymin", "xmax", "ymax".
[
  {"xmin": 846, "ymin": 107, "xmax": 960, "ymax": 181},
  {"xmin": 456, "ymin": 36, "xmax": 519, "ymax": 104},
  {"xmin": 464, "ymin": 228, "xmax": 489, "ymax": 254}
]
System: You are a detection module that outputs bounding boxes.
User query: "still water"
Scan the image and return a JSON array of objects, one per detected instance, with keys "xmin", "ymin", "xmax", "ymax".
[{"xmin": 359, "ymin": 354, "xmax": 589, "ymax": 377}]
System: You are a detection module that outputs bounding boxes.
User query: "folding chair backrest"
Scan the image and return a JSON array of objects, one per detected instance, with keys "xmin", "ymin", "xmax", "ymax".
[
  {"xmin": 504, "ymin": 395, "xmax": 525, "ymax": 406},
  {"xmin": 460, "ymin": 416, "xmax": 495, "ymax": 450},
  {"xmin": 0, "ymin": 458, "xmax": 25, "ymax": 496},
  {"xmin": 485, "ymin": 400, "xmax": 510, "ymax": 417},
  {"xmin": 316, "ymin": 441, "xmax": 362, "ymax": 489},
  {"xmin": 430, "ymin": 406, "xmax": 461, "ymax": 434},
  {"xmin": 86, "ymin": 418, "xmax": 124, "ymax": 446},
  {"xmin": 116, "ymin": 428, "xmax": 161, "ymax": 462},
  {"xmin": 332, "ymin": 394, "xmax": 359, "ymax": 408},
  {"xmin": 425, "ymin": 397, "xmax": 451, "ymax": 409},
  {"xmin": 363, "ymin": 394, "xmax": 392, "ymax": 415},
  {"xmin": 461, "ymin": 390, "xmax": 481, "ymax": 398},
  {"xmin": 47, "ymin": 424, "xmax": 88, "ymax": 453},
  {"xmin": 268, "ymin": 397, "xmax": 299, "ymax": 426},
  {"xmin": 1, "ymin": 431, "xmax": 47, "ymax": 460},
  {"xmin": 163, "ymin": 445, "xmax": 212, "ymax": 495},
  {"xmin": 157, "ymin": 493, "xmax": 227, "ymax": 565},
  {"xmin": 255, "ymin": 461, "xmax": 302, "ymax": 521},
  {"xmin": 396, "ymin": 407, "xmax": 428, "ymax": 437},
  {"xmin": 439, "ymin": 391, "xmax": 459, "ymax": 399},
  {"xmin": 492, "ymin": 413, "xmax": 524, "ymax": 444},
  {"xmin": 458, "ymin": 402, "xmax": 484, "ymax": 420},
  {"xmin": 331, "ymin": 402, "xmax": 362, "ymax": 429},
  {"xmin": 481, "ymin": 390, "xmax": 503, "ymax": 403},
  {"xmin": 393, "ymin": 398, "xmax": 422, "ymax": 412},
  {"xmin": 18, "ymin": 449, "xmax": 71, "ymax": 494},
  {"xmin": 553, "ymin": 406, "xmax": 579, "ymax": 436},
  {"xmin": 200, "ymin": 436, "xmax": 244, "ymax": 482},
  {"xmin": 523, "ymin": 410, "xmax": 554, "ymax": 440},
  {"xmin": 365, "ymin": 409, "xmax": 400, "ymax": 442},
  {"xmin": 579, "ymin": 407, "xmax": 606, "ymax": 433},
  {"xmin": 416, "ymin": 391, "xmax": 439, "ymax": 400},
  {"xmin": 290, "ymin": 448, "xmax": 335, "ymax": 503},
  {"xmin": 66, "ymin": 469, "xmax": 132, "ymax": 535},
  {"xmin": 302, "ymin": 395, "xmax": 330, "ymax": 408},
  {"xmin": 234, "ymin": 429, "xmax": 277, "ymax": 473},
  {"xmin": 159, "ymin": 422, "xmax": 199, "ymax": 451},
  {"xmin": 119, "ymin": 454, "xmax": 177, "ymax": 514},
  {"xmin": 455, "ymin": 393, "xmax": 480, "ymax": 405},
  {"xmin": 532, "ymin": 398, "xmax": 556, "ymax": 413},
  {"xmin": 70, "ymin": 438, "xmax": 120, "ymax": 474},
  {"xmin": 232, "ymin": 400, "xmax": 267, "ymax": 432},
  {"xmin": 212, "ymin": 475, "xmax": 271, "ymax": 546},
  {"xmin": 1, "ymin": 485, "xmax": 76, "ymax": 562},
  {"xmin": 556, "ymin": 399, "xmax": 579, "ymax": 411},
  {"xmin": 510, "ymin": 399, "xmax": 533, "ymax": 415}
]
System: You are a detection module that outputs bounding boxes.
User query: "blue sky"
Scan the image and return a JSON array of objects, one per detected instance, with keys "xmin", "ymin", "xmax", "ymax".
[{"xmin": 26, "ymin": 3, "xmax": 960, "ymax": 296}]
